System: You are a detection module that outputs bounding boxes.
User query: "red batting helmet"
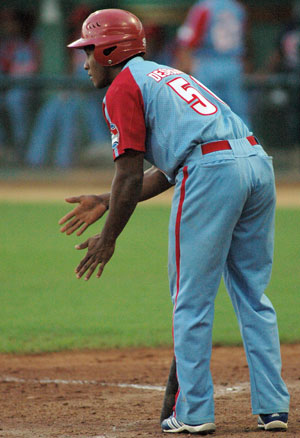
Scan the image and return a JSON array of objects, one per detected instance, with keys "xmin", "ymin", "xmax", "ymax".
[{"xmin": 67, "ymin": 9, "xmax": 146, "ymax": 66}]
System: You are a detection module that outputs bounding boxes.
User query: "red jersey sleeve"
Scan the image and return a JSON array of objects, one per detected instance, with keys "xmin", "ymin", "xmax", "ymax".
[
  {"xmin": 103, "ymin": 67, "xmax": 146, "ymax": 160},
  {"xmin": 177, "ymin": 4, "xmax": 210, "ymax": 49}
]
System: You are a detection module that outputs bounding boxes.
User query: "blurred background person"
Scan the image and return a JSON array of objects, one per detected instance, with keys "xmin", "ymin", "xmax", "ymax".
[
  {"xmin": 254, "ymin": 0, "xmax": 300, "ymax": 148},
  {"xmin": 0, "ymin": 8, "xmax": 39, "ymax": 164},
  {"xmin": 25, "ymin": 5, "xmax": 110, "ymax": 169},
  {"xmin": 175, "ymin": 0, "xmax": 251, "ymax": 126},
  {"xmin": 262, "ymin": 0, "xmax": 300, "ymax": 75}
]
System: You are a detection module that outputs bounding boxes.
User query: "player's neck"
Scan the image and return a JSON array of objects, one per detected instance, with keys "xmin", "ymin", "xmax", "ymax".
[{"xmin": 109, "ymin": 65, "xmax": 123, "ymax": 82}]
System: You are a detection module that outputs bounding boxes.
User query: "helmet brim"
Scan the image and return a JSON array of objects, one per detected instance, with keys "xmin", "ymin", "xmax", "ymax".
[{"xmin": 67, "ymin": 37, "xmax": 96, "ymax": 49}]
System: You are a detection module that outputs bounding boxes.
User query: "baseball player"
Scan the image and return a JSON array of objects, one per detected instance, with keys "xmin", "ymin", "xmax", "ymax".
[
  {"xmin": 59, "ymin": 9, "xmax": 290, "ymax": 433},
  {"xmin": 176, "ymin": 0, "xmax": 250, "ymax": 126}
]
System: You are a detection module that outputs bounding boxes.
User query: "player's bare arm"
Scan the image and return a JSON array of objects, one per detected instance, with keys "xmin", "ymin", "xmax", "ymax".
[
  {"xmin": 140, "ymin": 166, "xmax": 173, "ymax": 201},
  {"xmin": 58, "ymin": 166, "xmax": 172, "ymax": 236},
  {"xmin": 74, "ymin": 149, "xmax": 144, "ymax": 280}
]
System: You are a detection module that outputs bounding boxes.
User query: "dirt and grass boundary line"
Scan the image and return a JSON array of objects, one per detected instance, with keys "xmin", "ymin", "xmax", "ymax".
[{"xmin": 0, "ymin": 168, "xmax": 299, "ymax": 206}]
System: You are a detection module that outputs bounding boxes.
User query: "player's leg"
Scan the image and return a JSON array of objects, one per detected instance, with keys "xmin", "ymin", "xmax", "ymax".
[
  {"xmin": 194, "ymin": 57, "xmax": 224, "ymax": 103},
  {"xmin": 82, "ymin": 93, "xmax": 110, "ymax": 144},
  {"xmin": 54, "ymin": 95, "xmax": 80, "ymax": 168},
  {"xmin": 5, "ymin": 88, "xmax": 31, "ymax": 159},
  {"xmin": 26, "ymin": 96, "xmax": 60, "ymax": 166},
  {"xmin": 167, "ymin": 154, "xmax": 246, "ymax": 426},
  {"xmin": 223, "ymin": 155, "xmax": 290, "ymax": 415},
  {"xmin": 220, "ymin": 61, "xmax": 251, "ymax": 127},
  {"xmin": 195, "ymin": 58, "xmax": 250, "ymax": 129}
]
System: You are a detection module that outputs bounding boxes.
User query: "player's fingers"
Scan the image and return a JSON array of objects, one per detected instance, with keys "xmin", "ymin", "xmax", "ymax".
[
  {"xmin": 84, "ymin": 260, "xmax": 99, "ymax": 281},
  {"xmin": 66, "ymin": 219, "xmax": 84, "ymax": 235},
  {"xmin": 65, "ymin": 196, "xmax": 81, "ymax": 204},
  {"xmin": 61, "ymin": 218, "xmax": 78, "ymax": 233},
  {"xmin": 76, "ymin": 255, "xmax": 95, "ymax": 278},
  {"xmin": 75, "ymin": 239, "xmax": 89, "ymax": 250},
  {"xmin": 96, "ymin": 262, "xmax": 105, "ymax": 279},
  {"xmin": 76, "ymin": 222, "xmax": 90, "ymax": 236},
  {"xmin": 58, "ymin": 211, "xmax": 75, "ymax": 225},
  {"xmin": 60, "ymin": 217, "xmax": 79, "ymax": 234},
  {"xmin": 75, "ymin": 254, "xmax": 91, "ymax": 275}
]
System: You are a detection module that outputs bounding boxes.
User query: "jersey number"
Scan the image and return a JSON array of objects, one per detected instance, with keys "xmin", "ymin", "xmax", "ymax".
[{"xmin": 167, "ymin": 77, "xmax": 217, "ymax": 116}]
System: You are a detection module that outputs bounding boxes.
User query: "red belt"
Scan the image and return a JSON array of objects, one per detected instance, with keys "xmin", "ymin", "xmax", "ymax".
[{"xmin": 201, "ymin": 136, "xmax": 259, "ymax": 155}]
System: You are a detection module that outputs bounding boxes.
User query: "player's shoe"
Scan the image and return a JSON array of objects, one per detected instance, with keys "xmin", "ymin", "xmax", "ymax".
[
  {"xmin": 257, "ymin": 412, "xmax": 288, "ymax": 431},
  {"xmin": 161, "ymin": 415, "xmax": 216, "ymax": 434}
]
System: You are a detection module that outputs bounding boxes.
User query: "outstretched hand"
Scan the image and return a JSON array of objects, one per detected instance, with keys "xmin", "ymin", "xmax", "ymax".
[
  {"xmin": 58, "ymin": 195, "xmax": 109, "ymax": 236},
  {"xmin": 75, "ymin": 233, "xmax": 115, "ymax": 280}
]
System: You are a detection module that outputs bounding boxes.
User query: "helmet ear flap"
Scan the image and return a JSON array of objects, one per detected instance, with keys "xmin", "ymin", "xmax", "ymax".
[
  {"xmin": 94, "ymin": 45, "xmax": 116, "ymax": 65},
  {"xmin": 103, "ymin": 46, "xmax": 117, "ymax": 56}
]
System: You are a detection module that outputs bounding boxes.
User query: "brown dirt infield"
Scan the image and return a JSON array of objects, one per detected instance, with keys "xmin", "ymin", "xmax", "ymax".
[
  {"xmin": 0, "ymin": 172, "xmax": 299, "ymax": 437},
  {"xmin": 0, "ymin": 345, "xmax": 299, "ymax": 438}
]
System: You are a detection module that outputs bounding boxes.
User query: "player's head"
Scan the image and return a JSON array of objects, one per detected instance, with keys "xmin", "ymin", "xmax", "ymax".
[{"xmin": 67, "ymin": 8, "xmax": 146, "ymax": 67}]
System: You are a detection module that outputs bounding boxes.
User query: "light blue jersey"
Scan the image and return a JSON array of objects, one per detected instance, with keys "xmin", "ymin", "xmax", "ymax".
[{"xmin": 104, "ymin": 56, "xmax": 250, "ymax": 182}]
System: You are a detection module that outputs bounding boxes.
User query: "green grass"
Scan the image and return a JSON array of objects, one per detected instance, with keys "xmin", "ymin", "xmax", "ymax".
[{"xmin": 0, "ymin": 202, "xmax": 299, "ymax": 353}]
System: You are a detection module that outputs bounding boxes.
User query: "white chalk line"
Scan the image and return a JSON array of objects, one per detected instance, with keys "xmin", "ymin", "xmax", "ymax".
[{"xmin": 0, "ymin": 375, "xmax": 249, "ymax": 397}]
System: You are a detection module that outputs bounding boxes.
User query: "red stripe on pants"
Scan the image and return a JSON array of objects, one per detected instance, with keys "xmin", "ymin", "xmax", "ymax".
[
  {"xmin": 172, "ymin": 165, "xmax": 188, "ymax": 417},
  {"xmin": 174, "ymin": 166, "xmax": 189, "ymax": 313}
]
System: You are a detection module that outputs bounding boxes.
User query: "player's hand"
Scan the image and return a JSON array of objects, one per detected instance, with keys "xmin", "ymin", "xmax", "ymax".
[
  {"xmin": 75, "ymin": 233, "xmax": 115, "ymax": 280},
  {"xmin": 58, "ymin": 195, "xmax": 109, "ymax": 236}
]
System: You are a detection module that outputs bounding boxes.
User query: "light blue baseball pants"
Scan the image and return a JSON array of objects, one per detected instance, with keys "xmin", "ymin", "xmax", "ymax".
[{"xmin": 168, "ymin": 138, "xmax": 290, "ymax": 425}]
